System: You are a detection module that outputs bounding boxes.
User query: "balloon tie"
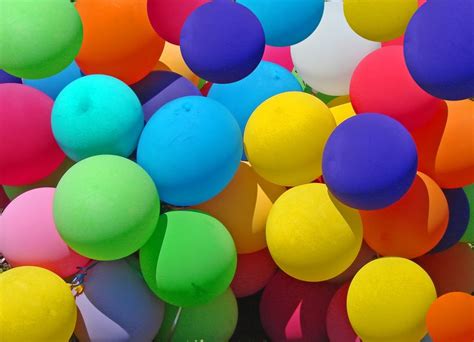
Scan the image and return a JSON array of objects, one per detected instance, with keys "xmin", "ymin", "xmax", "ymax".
[{"xmin": 70, "ymin": 261, "xmax": 99, "ymax": 297}]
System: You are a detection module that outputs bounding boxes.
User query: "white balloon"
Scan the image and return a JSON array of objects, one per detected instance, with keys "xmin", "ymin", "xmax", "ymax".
[{"xmin": 291, "ymin": 2, "xmax": 380, "ymax": 96}]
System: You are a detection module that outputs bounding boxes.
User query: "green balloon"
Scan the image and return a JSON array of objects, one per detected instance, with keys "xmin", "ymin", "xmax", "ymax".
[
  {"xmin": 156, "ymin": 288, "xmax": 238, "ymax": 341},
  {"xmin": 0, "ymin": 0, "xmax": 83, "ymax": 79},
  {"xmin": 460, "ymin": 184, "xmax": 474, "ymax": 243},
  {"xmin": 53, "ymin": 155, "xmax": 160, "ymax": 260},
  {"xmin": 140, "ymin": 210, "xmax": 237, "ymax": 307}
]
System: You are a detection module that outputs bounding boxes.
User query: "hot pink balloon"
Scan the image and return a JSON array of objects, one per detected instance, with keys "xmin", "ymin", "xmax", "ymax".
[
  {"xmin": 1, "ymin": 187, "xmax": 89, "ymax": 277},
  {"xmin": 326, "ymin": 283, "xmax": 359, "ymax": 342},
  {"xmin": 262, "ymin": 45, "xmax": 294, "ymax": 71}
]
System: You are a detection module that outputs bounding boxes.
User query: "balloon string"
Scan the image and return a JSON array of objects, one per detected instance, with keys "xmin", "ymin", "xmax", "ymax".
[
  {"xmin": 167, "ymin": 306, "xmax": 183, "ymax": 341},
  {"xmin": 70, "ymin": 260, "xmax": 99, "ymax": 297}
]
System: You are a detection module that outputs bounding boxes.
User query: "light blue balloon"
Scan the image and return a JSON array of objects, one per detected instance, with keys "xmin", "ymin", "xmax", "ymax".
[
  {"xmin": 237, "ymin": 0, "xmax": 324, "ymax": 46},
  {"xmin": 22, "ymin": 62, "xmax": 82, "ymax": 99},
  {"xmin": 137, "ymin": 96, "xmax": 242, "ymax": 206},
  {"xmin": 52, "ymin": 75, "xmax": 144, "ymax": 161}
]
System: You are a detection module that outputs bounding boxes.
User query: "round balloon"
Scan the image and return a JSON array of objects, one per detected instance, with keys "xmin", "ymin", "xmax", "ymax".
[
  {"xmin": 237, "ymin": 0, "xmax": 324, "ymax": 46},
  {"xmin": 343, "ymin": 0, "xmax": 418, "ymax": 42},
  {"xmin": 75, "ymin": 259, "xmax": 165, "ymax": 342},
  {"xmin": 54, "ymin": 155, "xmax": 160, "ymax": 260},
  {"xmin": 291, "ymin": 2, "xmax": 380, "ymax": 95},
  {"xmin": 244, "ymin": 92, "xmax": 336, "ymax": 186},
  {"xmin": 326, "ymin": 283, "xmax": 358, "ymax": 342},
  {"xmin": 267, "ymin": 183, "xmax": 363, "ymax": 282},
  {"xmin": 0, "ymin": 0, "xmax": 82, "ymax": 79},
  {"xmin": 0, "ymin": 266, "xmax": 77, "ymax": 341},
  {"xmin": 0, "ymin": 84, "xmax": 64, "ymax": 186},
  {"xmin": 262, "ymin": 45, "xmax": 293, "ymax": 71},
  {"xmin": 322, "ymin": 113, "xmax": 418, "ymax": 210},
  {"xmin": 140, "ymin": 210, "xmax": 237, "ymax": 307},
  {"xmin": 404, "ymin": 0, "xmax": 474, "ymax": 100},
  {"xmin": 130, "ymin": 70, "xmax": 201, "ymax": 122},
  {"xmin": 347, "ymin": 257, "xmax": 437, "ymax": 342},
  {"xmin": 361, "ymin": 172, "xmax": 449, "ymax": 259},
  {"xmin": 75, "ymin": 0, "xmax": 164, "ymax": 84},
  {"xmin": 156, "ymin": 288, "xmax": 238, "ymax": 341},
  {"xmin": 180, "ymin": 1, "xmax": 265, "ymax": 83},
  {"xmin": 194, "ymin": 162, "xmax": 286, "ymax": 253},
  {"xmin": 137, "ymin": 96, "xmax": 242, "ymax": 206},
  {"xmin": 0, "ymin": 69, "xmax": 21, "ymax": 84},
  {"xmin": 52, "ymin": 75, "xmax": 144, "ymax": 161},
  {"xmin": 461, "ymin": 184, "xmax": 474, "ymax": 243},
  {"xmin": 1, "ymin": 188, "xmax": 89, "ymax": 277},
  {"xmin": 260, "ymin": 271, "xmax": 337, "ymax": 341}
]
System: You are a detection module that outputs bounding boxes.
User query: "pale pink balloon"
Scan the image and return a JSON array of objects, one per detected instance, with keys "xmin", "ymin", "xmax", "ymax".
[
  {"xmin": 1, "ymin": 187, "xmax": 89, "ymax": 277},
  {"xmin": 262, "ymin": 45, "xmax": 294, "ymax": 71}
]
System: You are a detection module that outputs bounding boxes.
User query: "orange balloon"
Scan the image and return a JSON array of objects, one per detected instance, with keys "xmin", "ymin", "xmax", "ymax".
[
  {"xmin": 194, "ymin": 162, "xmax": 286, "ymax": 254},
  {"xmin": 158, "ymin": 42, "xmax": 199, "ymax": 85},
  {"xmin": 361, "ymin": 172, "xmax": 449, "ymax": 259},
  {"xmin": 75, "ymin": 0, "xmax": 165, "ymax": 84},
  {"xmin": 426, "ymin": 292, "xmax": 474, "ymax": 342},
  {"xmin": 415, "ymin": 243, "xmax": 474, "ymax": 296},
  {"xmin": 412, "ymin": 100, "xmax": 474, "ymax": 188}
]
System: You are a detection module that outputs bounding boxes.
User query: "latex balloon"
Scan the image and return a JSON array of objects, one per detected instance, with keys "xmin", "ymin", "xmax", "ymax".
[
  {"xmin": 347, "ymin": 258, "xmax": 437, "ymax": 342},
  {"xmin": 244, "ymin": 92, "xmax": 336, "ymax": 186},
  {"xmin": 75, "ymin": 0, "xmax": 164, "ymax": 84},
  {"xmin": 75, "ymin": 259, "xmax": 165, "ymax": 342},
  {"xmin": 180, "ymin": 1, "xmax": 265, "ymax": 83},
  {"xmin": 411, "ymin": 100, "xmax": 474, "ymax": 188},
  {"xmin": 237, "ymin": 0, "xmax": 324, "ymax": 46},
  {"xmin": 54, "ymin": 155, "xmax": 160, "ymax": 260},
  {"xmin": 460, "ymin": 184, "xmax": 474, "ymax": 243},
  {"xmin": 52, "ymin": 75, "xmax": 144, "ymax": 161},
  {"xmin": 343, "ymin": 0, "xmax": 418, "ymax": 42},
  {"xmin": 1, "ymin": 188, "xmax": 89, "ymax": 277},
  {"xmin": 131, "ymin": 70, "xmax": 201, "ymax": 122},
  {"xmin": 0, "ymin": 84, "xmax": 65, "ymax": 186},
  {"xmin": 291, "ymin": 2, "xmax": 380, "ymax": 96},
  {"xmin": 156, "ymin": 288, "xmax": 238, "ymax": 341},
  {"xmin": 322, "ymin": 113, "xmax": 418, "ymax": 210},
  {"xmin": 350, "ymin": 46, "xmax": 445, "ymax": 131},
  {"xmin": 404, "ymin": 0, "xmax": 474, "ymax": 100},
  {"xmin": 266, "ymin": 183, "xmax": 363, "ymax": 282},
  {"xmin": 230, "ymin": 248, "xmax": 277, "ymax": 298},
  {"xmin": 0, "ymin": 69, "xmax": 21, "ymax": 84},
  {"xmin": 137, "ymin": 96, "xmax": 242, "ymax": 206},
  {"xmin": 194, "ymin": 162, "xmax": 286, "ymax": 253},
  {"xmin": 0, "ymin": 187, "xmax": 10, "ymax": 210},
  {"xmin": 147, "ymin": 0, "xmax": 209, "ymax": 45},
  {"xmin": 22, "ymin": 61, "xmax": 82, "ymax": 99},
  {"xmin": 330, "ymin": 102, "xmax": 356, "ymax": 126},
  {"xmin": 140, "ymin": 210, "xmax": 236, "ymax": 307},
  {"xmin": 361, "ymin": 172, "xmax": 449, "ymax": 259},
  {"xmin": 326, "ymin": 283, "xmax": 358, "ymax": 342},
  {"xmin": 260, "ymin": 271, "xmax": 337, "ymax": 341},
  {"xmin": 415, "ymin": 243, "xmax": 474, "ymax": 296},
  {"xmin": 0, "ymin": 0, "xmax": 82, "ymax": 79},
  {"xmin": 262, "ymin": 46, "xmax": 293, "ymax": 71},
  {"xmin": 426, "ymin": 292, "xmax": 474, "ymax": 342},
  {"xmin": 158, "ymin": 42, "xmax": 199, "ymax": 85},
  {"xmin": 0, "ymin": 266, "xmax": 77, "ymax": 341},
  {"xmin": 327, "ymin": 95, "xmax": 351, "ymax": 108}
]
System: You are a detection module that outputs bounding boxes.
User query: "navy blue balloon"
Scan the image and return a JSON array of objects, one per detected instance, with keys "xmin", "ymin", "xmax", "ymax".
[
  {"xmin": 322, "ymin": 113, "xmax": 418, "ymax": 210},
  {"xmin": 404, "ymin": 0, "xmax": 474, "ymax": 100},
  {"xmin": 431, "ymin": 188, "xmax": 470, "ymax": 253},
  {"xmin": 180, "ymin": 1, "xmax": 265, "ymax": 84},
  {"xmin": 0, "ymin": 69, "xmax": 21, "ymax": 84}
]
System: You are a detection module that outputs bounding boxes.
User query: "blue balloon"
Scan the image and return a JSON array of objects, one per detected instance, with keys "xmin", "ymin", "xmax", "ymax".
[
  {"xmin": 322, "ymin": 113, "xmax": 418, "ymax": 210},
  {"xmin": 0, "ymin": 69, "xmax": 21, "ymax": 84},
  {"xmin": 431, "ymin": 188, "xmax": 470, "ymax": 253},
  {"xmin": 404, "ymin": 0, "xmax": 474, "ymax": 100},
  {"xmin": 52, "ymin": 75, "xmax": 144, "ymax": 161},
  {"xmin": 237, "ymin": 0, "xmax": 324, "ymax": 46},
  {"xmin": 22, "ymin": 62, "xmax": 82, "ymax": 99},
  {"xmin": 75, "ymin": 259, "xmax": 164, "ymax": 342},
  {"xmin": 137, "ymin": 96, "xmax": 242, "ymax": 206}
]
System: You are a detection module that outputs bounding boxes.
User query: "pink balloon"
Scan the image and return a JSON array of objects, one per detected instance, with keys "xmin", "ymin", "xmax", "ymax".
[
  {"xmin": 0, "ymin": 84, "xmax": 64, "ymax": 186},
  {"xmin": 326, "ymin": 283, "xmax": 358, "ymax": 342},
  {"xmin": 1, "ymin": 187, "xmax": 89, "ymax": 277},
  {"xmin": 262, "ymin": 45, "xmax": 294, "ymax": 71}
]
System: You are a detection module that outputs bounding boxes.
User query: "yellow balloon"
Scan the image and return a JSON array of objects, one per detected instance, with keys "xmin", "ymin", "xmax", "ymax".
[
  {"xmin": 343, "ymin": 0, "xmax": 418, "ymax": 42},
  {"xmin": 158, "ymin": 42, "xmax": 199, "ymax": 85},
  {"xmin": 330, "ymin": 102, "xmax": 356, "ymax": 126},
  {"xmin": 244, "ymin": 92, "xmax": 336, "ymax": 186},
  {"xmin": 266, "ymin": 183, "xmax": 362, "ymax": 281},
  {"xmin": 0, "ymin": 266, "xmax": 77, "ymax": 341},
  {"xmin": 194, "ymin": 162, "xmax": 286, "ymax": 254},
  {"xmin": 347, "ymin": 257, "xmax": 437, "ymax": 342}
]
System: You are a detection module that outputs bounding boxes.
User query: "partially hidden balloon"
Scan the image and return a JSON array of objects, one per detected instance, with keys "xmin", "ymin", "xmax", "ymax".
[
  {"xmin": 330, "ymin": 102, "xmax": 356, "ymax": 126},
  {"xmin": 0, "ymin": 69, "xmax": 21, "ymax": 84},
  {"xmin": 460, "ymin": 184, "xmax": 474, "ymax": 243},
  {"xmin": 262, "ymin": 46, "xmax": 293, "ymax": 71},
  {"xmin": 0, "ymin": 266, "xmax": 77, "ymax": 341},
  {"xmin": 158, "ymin": 42, "xmax": 200, "ymax": 85},
  {"xmin": 326, "ymin": 283, "xmax": 358, "ymax": 342}
]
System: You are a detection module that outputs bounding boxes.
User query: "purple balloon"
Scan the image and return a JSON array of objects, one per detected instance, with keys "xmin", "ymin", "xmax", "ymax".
[
  {"xmin": 0, "ymin": 70, "xmax": 21, "ymax": 84},
  {"xmin": 180, "ymin": 1, "xmax": 265, "ymax": 84}
]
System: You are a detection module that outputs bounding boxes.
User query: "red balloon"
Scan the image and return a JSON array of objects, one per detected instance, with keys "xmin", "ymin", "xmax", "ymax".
[{"xmin": 326, "ymin": 283, "xmax": 358, "ymax": 342}]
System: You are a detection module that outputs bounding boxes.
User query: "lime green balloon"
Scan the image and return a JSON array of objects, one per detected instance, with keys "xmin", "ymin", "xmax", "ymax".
[
  {"xmin": 0, "ymin": 0, "xmax": 83, "ymax": 78},
  {"xmin": 460, "ymin": 184, "xmax": 474, "ymax": 243},
  {"xmin": 140, "ymin": 210, "xmax": 237, "ymax": 307},
  {"xmin": 53, "ymin": 155, "xmax": 160, "ymax": 260},
  {"xmin": 156, "ymin": 288, "xmax": 238, "ymax": 341}
]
